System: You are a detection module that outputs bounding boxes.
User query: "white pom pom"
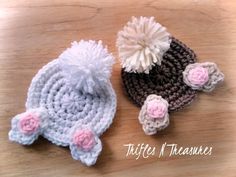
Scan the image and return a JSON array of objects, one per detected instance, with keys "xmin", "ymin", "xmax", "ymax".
[
  {"xmin": 59, "ymin": 40, "xmax": 114, "ymax": 94},
  {"xmin": 117, "ymin": 16, "xmax": 171, "ymax": 73}
]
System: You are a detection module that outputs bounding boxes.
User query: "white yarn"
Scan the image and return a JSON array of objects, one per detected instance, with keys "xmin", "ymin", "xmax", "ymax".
[
  {"xmin": 9, "ymin": 59, "xmax": 117, "ymax": 166},
  {"xmin": 25, "ymin": 59, "xmax": 116, "ymax": 144},
  {"xmin": 9, "ymin": 108, "xmax": 48, "ymax": 145},
  {"xmin": 69, "ymin": 124, "xmax": 102, "ymax": 166},
  {"xmin": 117, "ymin": 16, "xmax": 171, "ymax": 73},
  {"xmin": 59, "ymin": 40, "xmax": 114, "ymax": 94}
]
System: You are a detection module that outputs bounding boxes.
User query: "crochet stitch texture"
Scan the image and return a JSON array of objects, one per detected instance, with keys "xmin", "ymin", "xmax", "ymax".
[
  {"xmin": 122, "ymin": 37, "xmax": 197, "ymax": 111},
  {"xmin": 9, "ymin": 40, "xmax": 117, "ymax": 166},
  {"xmin": 117, "ymin": 16, "xmax": 224, "ymax": 135}
]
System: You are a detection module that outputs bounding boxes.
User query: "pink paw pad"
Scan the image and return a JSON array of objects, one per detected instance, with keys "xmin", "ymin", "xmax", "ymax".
[
  {"xmin": 19, "ymin": 113, "xmax": 40, "ymax": 135},
  {"xmin": 72, "ymin": 129, "xmax": 95, "ymax": 151}
]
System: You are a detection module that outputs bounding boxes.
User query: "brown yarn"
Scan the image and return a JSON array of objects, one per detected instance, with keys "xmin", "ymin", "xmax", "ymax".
[{"xmin": 121, "ymin": 37, "xmax": 197, "ymax": 112}]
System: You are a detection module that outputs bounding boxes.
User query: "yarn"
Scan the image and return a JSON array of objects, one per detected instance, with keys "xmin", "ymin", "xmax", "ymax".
[
  {"xmin": 146, "ymin": 98, "xmax": 168, "ymax": 119},
  {"xmin": 122, "ymin": 37, "xmax": 197, "ymax": 112},
  {"xmin": 139, "ymin": 95, "xmax": 169, "ymax": 135},
  {"xmin": 18, "ymin": 113, "xmax": 40, "ymax": 135},
  {"xmin": 118, "ymin": 16, "xmax": 224, "ymax": 135},
  {"xmin": 117, "ymin": 16, "xmax": 171, "ymax": 73},
  {"xmin": 59, "ymin": 40, "xmax": 114, "ymax": 94},
  {"xmin": 186, "ymin": 66, "xmax": 209, "ymax": 86},
  {"xmin": 183, "ymin": 62, "xmax": 224, "ymax": 92},
  {"xmin": 69, "ymin": 124, "xmax": 102, "ymax": 166},
  {"xmin": 72, "ymin": 129, "xmax": 96, "ymax": 151},
  {"xmin": 9, "ymin": 108, "xmax": 48, "ymax": 145},
  {"xmin": 9, "ymin": 40, "xmax": 117, "ymax": 166}
]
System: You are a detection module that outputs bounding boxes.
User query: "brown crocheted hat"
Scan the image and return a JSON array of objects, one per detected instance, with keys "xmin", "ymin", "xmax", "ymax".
[
  {"xmin": 117, "ymin": 16, "xmax": 224, "ymax": 135},
  {"xmin": 122, "ymin": 37, "xmax": 197, "ymax": 112}
]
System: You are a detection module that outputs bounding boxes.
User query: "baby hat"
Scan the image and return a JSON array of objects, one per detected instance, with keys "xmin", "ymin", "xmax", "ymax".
[
  {"xmin": 117, "ymin": 16, "xmax": 224, "ymax": 135},
  {"xmin": 8, "ymin": 40, "xmax": 117, "ymax": 166}
]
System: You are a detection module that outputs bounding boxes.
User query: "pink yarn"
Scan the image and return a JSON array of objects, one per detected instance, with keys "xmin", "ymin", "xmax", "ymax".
[
  {"xmin": 147, "ymin": 99, "xmax": 167, "ymax": 119},
  {"xmin": 72, "ymin": 129, "xmax": 95, "ymax": 151},
  {"xmin": 187, "ymin": 66, "xmax": 209, "ymax": 86},
  {"xmin": 19, "ymin": 113, "xmax": 40, "ymax": 134}
]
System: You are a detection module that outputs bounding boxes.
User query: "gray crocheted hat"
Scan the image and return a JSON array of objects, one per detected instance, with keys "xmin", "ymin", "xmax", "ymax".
[{"xmin": 9, "ymin": 40, "xmax": 117, "ymax": 166}]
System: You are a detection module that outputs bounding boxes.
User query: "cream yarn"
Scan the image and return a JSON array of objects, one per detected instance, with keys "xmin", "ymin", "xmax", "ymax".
[{"xmin": 117, "ymin": 16, "xmax": 171, "ymax": 73}]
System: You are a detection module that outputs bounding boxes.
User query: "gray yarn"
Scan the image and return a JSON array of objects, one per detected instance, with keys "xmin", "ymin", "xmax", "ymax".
[
  {"xmin": 183, "ymin": 62, "xmax": 224, "ymax": 92},
  {"xmin": 138, "ymin": 94, "xmax": 169, "ymax": 135}
]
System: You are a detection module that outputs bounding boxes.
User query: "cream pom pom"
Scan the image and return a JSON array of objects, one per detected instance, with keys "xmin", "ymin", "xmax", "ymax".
[
  {"xmin": 117, "ymin": 16, "xmax": 171, "ymax": 73},
  {"xmin": 59, "ymin": 40, "xmax": 114, "ymax": 94}
]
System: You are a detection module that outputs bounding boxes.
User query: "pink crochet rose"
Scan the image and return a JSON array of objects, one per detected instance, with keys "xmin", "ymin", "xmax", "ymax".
[
  {"xmin": 187, "ymin": 66, "xmax": 209, "ymax": 86},
  {"xmin": 73, "ymin": 129, "xmax": 95, "ymax": 151},
  {"xmin": 19, "ymin": 113, "xmax": 40, "ymax": 134},
  {"xmin": 147, "ymin": 99, "xmax": 167, "ymax": 119}
]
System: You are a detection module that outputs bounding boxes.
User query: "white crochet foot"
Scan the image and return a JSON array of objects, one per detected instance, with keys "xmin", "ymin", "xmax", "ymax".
[
  {"xmin": 8, "ymin": 108, "xmax": 48, "ymax": 145},
  {"xmin": 69, "ymin": 124, "xmax": 102, "ymax": 166}
]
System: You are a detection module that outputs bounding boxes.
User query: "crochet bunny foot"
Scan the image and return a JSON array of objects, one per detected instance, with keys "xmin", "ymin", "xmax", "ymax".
[
  {"xmin": 117, "ymin": 16, "xmax": 224, "ymax": 136},
  {"xmin": 139, "ymin": 95, "xmax": 170, "ymax": 135},
  {"xmin": 8, "ymin": 40, "xmax": 116, "ymax": 165},
  {"xmin": 183, "ymin": 62, "xmax": 224, "ymax": 92},
  {"xmin": 9, "ymin": 108, "xmax": 48, "ymax": 145},
  {"xmin": 69, "ymin": 124, "xmax": 102, "ymax": 166}
]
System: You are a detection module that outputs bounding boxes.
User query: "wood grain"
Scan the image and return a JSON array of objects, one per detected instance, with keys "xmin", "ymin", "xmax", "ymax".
[{"xmin": 0, "ymin": 0, "xmax": 236, "ymax": 176}]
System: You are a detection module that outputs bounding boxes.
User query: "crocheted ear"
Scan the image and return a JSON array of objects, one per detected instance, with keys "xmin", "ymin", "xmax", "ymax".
[
  {"xmin": 69, "ymin": 123, "xmax": 102, "ymax": 166},
  {"xmin": 116, "ymin": 16, "xmax": 171, "ymax": 73},
  {"xmin": 183, "ymin": 62, "xmax": 224, "ymax": 92},
  {"xmin": 59, "ymin": 40, "xmax": 114, "ymax": 94},
  {"xmin": 138, "ymin": 94, "xmax": 169, "ymax": 135}
]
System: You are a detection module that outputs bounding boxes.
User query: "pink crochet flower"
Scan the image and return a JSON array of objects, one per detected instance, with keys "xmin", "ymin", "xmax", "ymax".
[
  {"xmin": 147, "ymin": 99, "xmax": 167, "ymax": 119},
  {"xmin": 19, "ymin": 113, "xmax": 40, "ymax": 134},
  {"xmin": 73, "ymin": 129, "xmax": 95, "ymax": 151},
  {"xmin": 187, "ymin": 66, "xmax": 209, "ymax": 86}
]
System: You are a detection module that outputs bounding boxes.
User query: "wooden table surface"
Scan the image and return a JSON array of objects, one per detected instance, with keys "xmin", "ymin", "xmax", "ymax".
[{"xmin": 0, "ymin": 0, "xmax": 236, "ymax": 176}]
